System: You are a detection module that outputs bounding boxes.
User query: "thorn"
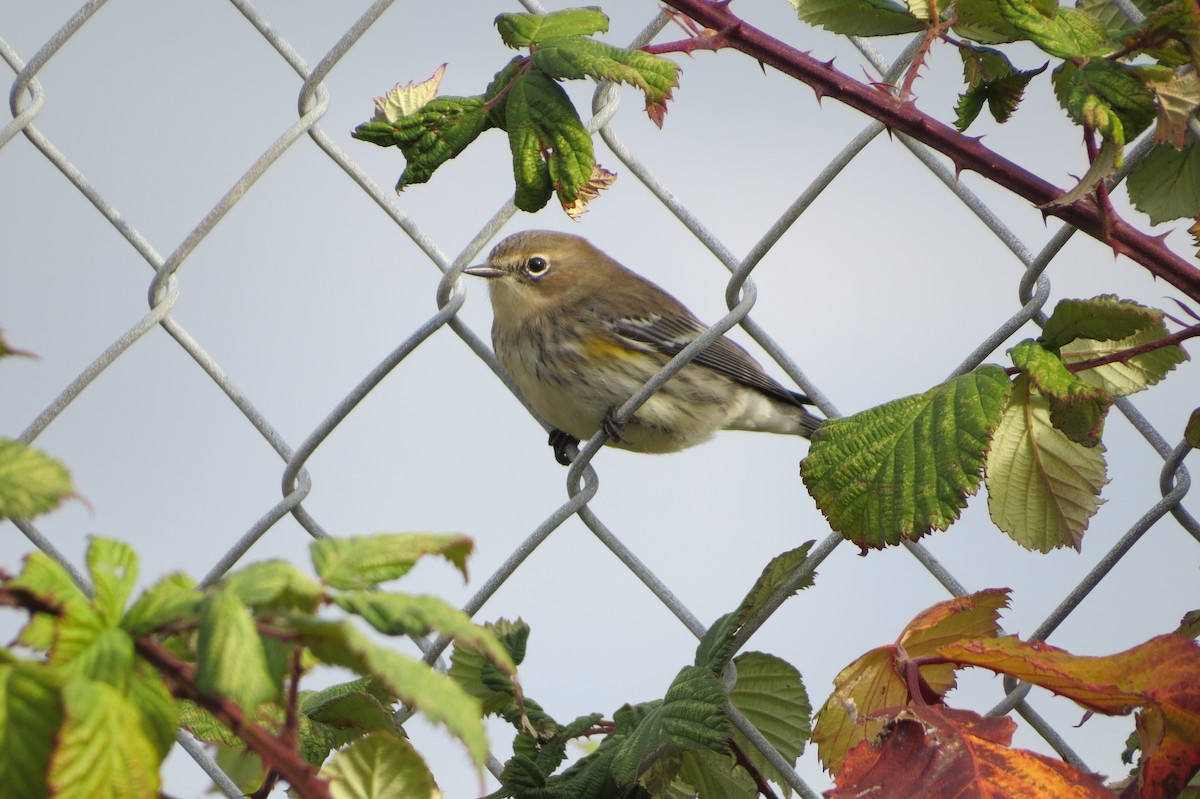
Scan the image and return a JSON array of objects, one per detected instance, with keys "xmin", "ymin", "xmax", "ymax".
[
  {"xmin": 822, "ymin": 57, "xmax": 837, "ymax": 69},
  {"xmin": 757, "ymin": 59, "xmax": 767, "ymax": 74}
]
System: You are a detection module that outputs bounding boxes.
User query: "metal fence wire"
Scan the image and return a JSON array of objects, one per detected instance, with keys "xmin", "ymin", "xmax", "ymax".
[{"xmin": 3, "ymin": 1, "xmax": 1199, "ymax": 797}]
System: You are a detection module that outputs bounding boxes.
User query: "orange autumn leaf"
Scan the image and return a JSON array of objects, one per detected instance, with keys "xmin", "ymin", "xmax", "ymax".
[
  {"xmin": 828, "ymin": 705, "xmax": 1111, "ymax": 799},
  {"xmin": 939, "ymin": 633, "xmax": 1200, "ymax": 799},
  {"xmin": 812, "ymin": 588, "xmax": 1009, "ymax": 773}
]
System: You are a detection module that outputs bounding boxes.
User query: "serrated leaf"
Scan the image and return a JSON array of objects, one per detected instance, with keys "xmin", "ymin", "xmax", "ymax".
[
  {"xmin": 177, "ymin": 700, "xmax": 244, "ymax": 748},
  {"xmin": 955, "ymin": 46, "xmax": 1045, "ymax": 130},
  {"xmin": 787, "ymin": 0, "xmax": 925, "ymax": 35},
  {"xmin": 306, "ymin": 690, "xmax": 395, "ymax": 737},
  {"xmin": 729, "ymin": 652, "xmax": 810, "ymax": 791},
  {"xmin": 372, "ymin": 64, "xmax": 446, "ymax": 124},
  {"xmin": 1151, "ymin": 73, "xmax": 1200, "ymax": 148},
  {"xmin": 195, "ymin": 591, "xmax": 278, "ymax": 711},
  {"xmin": 802, "ymin": 365, "xmax": 1012, "ymax": 548},
  {"xmin": 504, "ymin": 71, "xmax": 595, "ymax": 212},
  {"xmin": 352, "ymin": 97, "xmax": 489, "ymax": 189},
  {"xmin": 999, "ymin": 0, "xmax": 1111, "ymax": 57},
  {"xmin": 333, "ymin": 592, "xmax": 514, "ymax": 674},
  {"xmin": 954, "ymin": 0, "xmax": 1025, "ymax": 43},
  {"xmin": 0, "ymin": 439, "xmax": 73, "ymax": 520},
  {"xmin": 323, "ymin": 732, "xmax": 439, "ymax": 799},
  {"xmin": 221, "ymin": 559, "xmax": 323, "ymax": 613},
  {"xmin": 610, "ymin": 666, "xmax": 731, "ymax": 784},
  {"xmin": 563, "ymin": 164, "xmax": 617, "ymax": 220},
  {"xmin": 675, "ymin": 749, "xmax": 756, "ymax": 799},
  {"xmin": 1010, "ymin": 339, "xmax": 1113, "ymax": 446},
  {"xmin": 292, "ymin": 617, "xmax": 487, "ymax": 767},
  {"xmin": 311, "ymin": 532, "xmax": 472, "ymax": 590},
  {"xmin": 55, "ymin": 623, "xmax": 133, "ymax": 691},
  {"xmin": 1041, "ymin": 295, "xmax": 1166, "ymax": 347},
  {"xmin": 0, "ymin": 660, "xmax": 64, "ymax": 799},
  {"xmin": 1053, "ymin": 60, "xmax": 1155, "ymax": 146},
  {"xmin": 495, "ymin": 7, "xmax": 609, "ymax": 48},
  {"xmin": 1186, "ymin": 408, "xmax": 1200, "ymax": 449},
  {"xmin": 812, "ymin": 590, "xmax": 1008, "ymax": 774},
  {"xmin": 695, "ymin": 543, "xmax": 815, "ymax": 670},
  {"xmin": 985, "ymin": 376, "xmax": 1108, "ymax": 551},
  {"xmin": 1127, "ymin": 140, "xmax": 1200, "ymax": 224},
  {"xmin": 48, "ymin": 680, "xmax": 161, "ymax": 799},
  {"xmin": 121, "ymin": 572, "xmax": 199, "ymax": 637},
  {"xmin": 127, "ymin": 662, "xmax": 178, "ymax": 759},
  {"xmin": 86, "ymin": 537, "xmax": 137, "ymax": 626},
  {"xmin": 8, "ymin": 551, "xmax": 91, "ymax": 652},
  {"xmin": 529, "ymin": 36, "xmax": 678, "ymax": 127},
  {"xmin": 1061, "ymin": 324, "xmax": 1188, "ymax": 396}
]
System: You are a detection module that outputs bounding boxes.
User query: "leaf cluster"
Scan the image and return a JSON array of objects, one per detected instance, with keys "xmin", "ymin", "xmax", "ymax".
[
  {"xmin": 802, "ymin": 295, "xmax": 1191, "ymax": 552},
  {"xmin": 0, "ymin": 532, "xmax": 512, "ymax": 799},
  {"xmin": 352, "ymin": 7, "xmax": 678, "ymax": 217},
  {"xmin": 454, "ymin": 546, "xmax": 817, "ymax": 799},
  {"xmin": 813, "ymin": 589, "xmax": 1200, "ymax": 799},
  {"xmin": 785, "ymin": 0, "xmax": 1200, "ymax": 223}
]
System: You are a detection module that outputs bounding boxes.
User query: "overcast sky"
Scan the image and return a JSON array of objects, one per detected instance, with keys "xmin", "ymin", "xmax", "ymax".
[{"xmin": 3, "ymin": 1, "xmax": 1198, "ymax": 797}]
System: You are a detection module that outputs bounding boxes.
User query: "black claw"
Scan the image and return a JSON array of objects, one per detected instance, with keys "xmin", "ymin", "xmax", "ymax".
[
  {"xmin": 600, "ymin": 408, "xmax": 625, "ymax": 444},
  {"xmin": 548, "ymin": 429, "xmax": 578, "ymax": 466}
]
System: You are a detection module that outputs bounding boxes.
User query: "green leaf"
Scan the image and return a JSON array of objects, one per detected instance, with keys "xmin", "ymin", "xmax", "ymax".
[
  {"xmin": 48, "ymin": 681, "xmax": 161, "ymax": 799},
  {"xmin": 292, "ymin": 617, "xmax": 488, "ymax": 767},
  {"xmin": 954, "ymin": 0, "xmax": 1025, "ymax": 43},
  {"xmin": 675, "ymin": 749, "xmax": 756, "ymax": 799},
  {"xmin": 177, "ymin": 700, "xmax": 243, "ymax": 748},
  {"xmin": 195, "ymin": 591, "xmax": 278, "ymax": 711},
  {"xmin": 352, "ymin": 97, "xmax": 490, "ymax": 190},
  {"xmin": 126, "ymin": 662, "xmax": 178, "ymax": 759},
  {"xmin": 8, "ymin": 551, "xmax": 91, "ymax": 652},
  {"xmin": 0, "ymin": 660, "xmax": 64, "ymax": 799},
  {"xmin": 610, "ymin": 666, "xmax": 732, "ymax": 784},
  {"xmin": 529, "ymin": 36, "xmax": 678, "ymax": 127},
  {"xmin": 323, "ymin": 732, "xmax": 439, "ymax": 799},
  {"xmin": 86, "ymin": 538, "xmax": 137, "ymax": 626},
  {"xmin": 999, "ymin": 0, "xmax": 1111, "ymax": 57},
  {"xmin": 955, "ymin": 47, "xmax": 1045, "ymax": 130},
  {"xmin": 333, "ymin": 592, "xmax": 515, "ymax": 674},
  {"xmin": 1060, "ymin": 324, "xmax": 1188, "ymax": 396},
  {"xmin": 311, "ymin": 532, "xmax": 472, "ymax": 590},
  {"xmin": 801, "ymin": 365, "xmax": 1012, "ymax": 548},
  {"xmin": 503, "ymin": 71, "xmax": 595, "ymax": 212},
  {"xmin": 0, "ymin": 439, "xmax": 73, "ymax": 520},
  {"xmin": 728, "ymin": 652, "xmax": 810, "ymax": 791},
  {"xmin": 305, "ymin": 689, "xmax": 396, "ymax": 739},
  {"xmin": 985, "ymin": 376, "xmax": 1108, "ymax": 551},
  {"xmin": 55, "ymin": 624, "xmax": 134, "ymax": 690},
  {"xmin": 786, "ymin": 0, "xmax": 925, "ymax": 35},
  {"xmin": 1042, "ymin": 136, "xmax": 1123, "ymax": 207},
  {"xmin": 221, "ymin": 560, "xmax": 324, "ymax": 613},
  {"xmin": 1186, "ymin": 408, "xmax": 1200, "ymax": 449},
  {"xmin": 1010, "ymin": 339, "xmax": 1113, "ymax": 446},
  {"xmin": 495, "ymin": 7, "xmax": 609, "ymax": 48},
  {"xmin": 695, "ymin": 543, "xmax": 815, "ymax": 670},
  {"xmin": 1127, "ymin": 140, "xmax": 1200, "ymax": 224},
  {"xmin": 1041, "ymin": 296, "xmax": 1165, "ymax": 347},
  {"xmin": 121, "ymin": 571, "xmax": 199, "ymax": 637},
  {"xmin": 1053, "ymin": 60, "xmax": 1155, "ymax": 146}
]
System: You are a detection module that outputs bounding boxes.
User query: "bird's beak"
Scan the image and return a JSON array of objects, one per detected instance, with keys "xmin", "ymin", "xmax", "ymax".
[{"xmin": 464, "ymin": 264, "xmax": 504, "ymax": 278}]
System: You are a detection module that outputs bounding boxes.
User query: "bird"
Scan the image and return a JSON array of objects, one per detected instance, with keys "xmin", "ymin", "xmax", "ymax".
[{"xmin": 465, "ymin": 230, "xmax": 822, "ymax": 464}]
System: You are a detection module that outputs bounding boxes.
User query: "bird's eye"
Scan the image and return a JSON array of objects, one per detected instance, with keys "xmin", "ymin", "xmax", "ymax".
[{"xmin": 526, "ymin": 256, "xmax": 549, "ymax": 276}]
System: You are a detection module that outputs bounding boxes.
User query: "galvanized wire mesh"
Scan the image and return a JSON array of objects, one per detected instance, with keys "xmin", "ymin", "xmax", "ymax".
[{"xmin": 3, "ymin": 1, "xmax": 1198, "ymax": 797}]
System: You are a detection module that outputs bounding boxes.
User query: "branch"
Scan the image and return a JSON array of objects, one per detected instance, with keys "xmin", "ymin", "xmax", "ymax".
[
  {"xmin": 1063, "ymin": 322, "xmax": 1200, "ymax": 372},
  {"xmin": 134, "ymin": 639, "xmax": 332, "ymax": 799},
  {"xmin": 656, "ymin": 0, "xmax": 1200, "ymax": 303}
]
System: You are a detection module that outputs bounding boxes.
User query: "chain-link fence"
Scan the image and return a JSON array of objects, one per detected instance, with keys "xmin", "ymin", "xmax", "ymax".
[{"xmin": 3, "ymin": 1, "xmax": 1198, "ymax": 797}]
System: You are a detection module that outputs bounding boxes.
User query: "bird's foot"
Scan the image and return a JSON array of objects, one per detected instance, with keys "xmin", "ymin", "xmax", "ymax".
[
  {"xmin": 600, "ymin": 408, "xmax": 626, "ymax": 444},
  {"xmin": 548, "ymin": 429, "xmax": 579, "ymax": 466}
]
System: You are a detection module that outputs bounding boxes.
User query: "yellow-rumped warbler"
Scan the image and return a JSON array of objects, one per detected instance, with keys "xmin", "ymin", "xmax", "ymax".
[{"xmin": 465, "ymin": 230, "xmax": 822, "ymax": 464}]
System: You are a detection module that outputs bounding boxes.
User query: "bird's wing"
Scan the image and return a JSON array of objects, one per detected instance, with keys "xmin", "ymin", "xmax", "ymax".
[{"xmin": 612, "ymin": 313, "xmax": 811, "ymax": 407}]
